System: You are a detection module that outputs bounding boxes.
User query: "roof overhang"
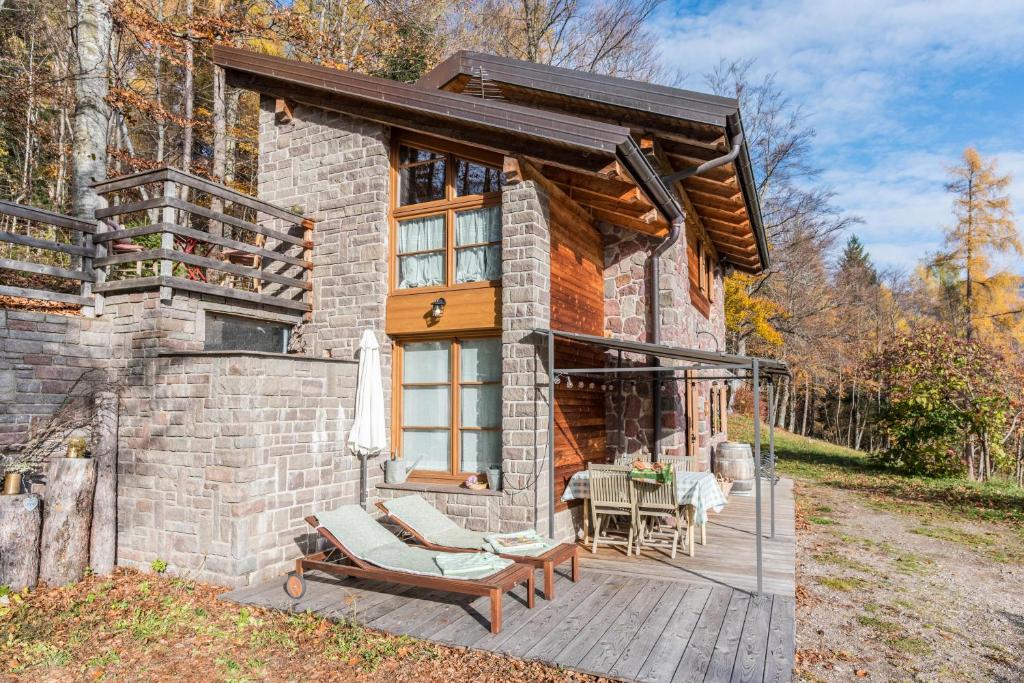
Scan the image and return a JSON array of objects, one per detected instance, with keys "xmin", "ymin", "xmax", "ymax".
[
  {"xmin": 213, "ymin": 46, "xmax": 680, "ymax": 227},
  {"xmin": 419, "ymin": 52, "xmax": 769, "ymax": 273}
]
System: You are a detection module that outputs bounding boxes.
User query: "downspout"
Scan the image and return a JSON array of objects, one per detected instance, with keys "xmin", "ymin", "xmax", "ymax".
[{"xmin": 619, "ymin": 133, "xmax": 746, "ymax": 460}]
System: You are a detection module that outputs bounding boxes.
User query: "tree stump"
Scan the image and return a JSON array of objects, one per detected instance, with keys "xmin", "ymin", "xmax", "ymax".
[
  {"xmin": 40, "ymin": 457, "xmax": 97, "ymax": 586},
  {"xmin": 89, "ymin": 391, "xmax": 118, "ymax": 575},
  {"xmin": 0, "ymin": 494, "xmax": 42, "ymax": 590}
]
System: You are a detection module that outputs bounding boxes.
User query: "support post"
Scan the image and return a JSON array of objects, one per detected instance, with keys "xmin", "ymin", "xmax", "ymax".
[
  {"xmin": 547, "ymin": 330, "xmax": 556, "ymax": 538},
  {"xmin": 769, "ymin": 379, "xmax": 776, "ymax": 539},
  {"xmin": 159, "ymin": 179, "xmax": 176, "ymax": 302},
  {"xmin": 89, "ymin": 390, "xmax": 118, "ymax": 575},
  {"xmin": 752, "ymin": 359, "xmax": 763, "ymax": 598}
]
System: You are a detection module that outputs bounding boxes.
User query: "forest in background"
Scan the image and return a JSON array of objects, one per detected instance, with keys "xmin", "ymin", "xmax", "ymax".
[{"xmin": 1, "ymin": 0, "xmax": 1022, "ymax": 484}]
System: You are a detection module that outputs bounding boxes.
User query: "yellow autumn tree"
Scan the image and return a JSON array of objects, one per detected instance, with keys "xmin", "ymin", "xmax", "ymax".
[
  {"xmin": 724, "ymin": 272, "xmax": 784, "ymax": 353},
  {"xmin": 936, "ymin": 147, "xmax": 1021, "ymax": 343}
]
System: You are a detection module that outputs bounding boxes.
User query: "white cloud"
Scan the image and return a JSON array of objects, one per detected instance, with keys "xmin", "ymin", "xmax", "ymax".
[
  {"xmin": 655, "ymin": 0, "xmax": 1024, "ymax": 270},
  {"xmin": 825, "ymin": 148, "xmax": 1024, "ymax": 272}
]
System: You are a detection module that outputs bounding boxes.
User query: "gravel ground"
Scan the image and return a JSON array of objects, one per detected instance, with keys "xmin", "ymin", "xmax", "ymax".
[{"xmin": 793, "ymin": 480, "xmax": 1024, "ymax": 682}]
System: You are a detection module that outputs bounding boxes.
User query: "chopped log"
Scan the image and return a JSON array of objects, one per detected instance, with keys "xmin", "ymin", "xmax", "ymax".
[
  {"xmin": 89, "ymin": 391, "xmax": 118, "ymax": 575},
  {"xmin": 40, "ymin": 457, "xmax": 97, "ymax": 586},
  {"xmin": 0, "ymin": 494, "xmax": 42, "ymax": 590}
]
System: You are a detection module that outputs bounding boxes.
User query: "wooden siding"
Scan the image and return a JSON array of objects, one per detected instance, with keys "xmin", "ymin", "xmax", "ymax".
[{"xmin": 550, "ymin": 205, "xmax": 606, "ymax": 508}]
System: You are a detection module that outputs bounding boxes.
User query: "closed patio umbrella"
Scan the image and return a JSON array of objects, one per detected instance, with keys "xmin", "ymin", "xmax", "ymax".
[{"xmin": 348, "ymin": 329, "xmax": 387, "ymax": 507}]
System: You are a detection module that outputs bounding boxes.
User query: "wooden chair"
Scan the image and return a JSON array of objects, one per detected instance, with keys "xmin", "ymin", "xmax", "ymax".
[
  {"xmin": 632, "ymin": 464, "xmax": 687, "ymax": 558},
  {"xmin": 587, "ymin": 464, "xmax": 635, "ymax": 555},
  {"xmin": 658, "ymin": 454, "xmax": 705, "ymax": 548}
]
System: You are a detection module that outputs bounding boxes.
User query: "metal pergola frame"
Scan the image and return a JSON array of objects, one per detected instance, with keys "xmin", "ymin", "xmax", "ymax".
[{"xmin": 537, "ymin": 328, "xmax": 788, "ymax": 597}]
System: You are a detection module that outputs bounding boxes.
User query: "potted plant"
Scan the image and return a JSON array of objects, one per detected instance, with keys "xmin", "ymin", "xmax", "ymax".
[{"xmin": 1, "ymin": 453, "xmax": 31, "ymax": 495}]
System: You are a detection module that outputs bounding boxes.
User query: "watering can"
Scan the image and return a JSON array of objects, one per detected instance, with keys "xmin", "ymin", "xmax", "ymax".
[{"xmin": 382, "ymin": 455, "xmax": 423, "ymax": 484}]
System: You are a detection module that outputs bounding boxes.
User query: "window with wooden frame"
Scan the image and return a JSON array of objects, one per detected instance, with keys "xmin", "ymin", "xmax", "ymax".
[
  {"xmin": 688, "ymin": 229, "xmax": 717, "ymax": 316},
  {"xmin": 395, "ymin": 336, "xmax": 502, "ymax": 480},
  {"xmin": 391, "ymin": 137, "xmax": 503, "ymax": 293}
]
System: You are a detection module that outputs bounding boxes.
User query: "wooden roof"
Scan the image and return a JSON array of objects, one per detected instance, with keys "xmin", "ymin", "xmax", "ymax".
[{"xmin": 420, "ymin": 52, "xmax": 769, "ymax": 273}]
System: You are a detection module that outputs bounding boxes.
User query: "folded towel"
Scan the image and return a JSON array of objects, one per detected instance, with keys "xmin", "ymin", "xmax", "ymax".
[
  {"xmin": 485, "ymin": 530, "xmax": 550, "ymax": 555},
  {"xmin": 434, "ymin": 552, "xmax": 512, "ymax": 577}
]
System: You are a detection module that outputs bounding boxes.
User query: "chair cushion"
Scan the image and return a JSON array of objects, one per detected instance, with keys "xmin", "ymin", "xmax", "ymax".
[
  {"xmin": 432, "ymin": 526, "xmax": 489, "ymax": 550},
  {"xmin": 383, "ymin": 495, "xmax": 461, "ymax": 538},
  {"xmin": 316, "ymin": 504, "xmax": 511, "ymax": 580}
]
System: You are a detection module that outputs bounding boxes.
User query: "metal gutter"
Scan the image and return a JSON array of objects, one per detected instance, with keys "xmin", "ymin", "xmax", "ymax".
[{"xmin": 728, "ymin": 114, "xmax": 771, "ymax": 270}]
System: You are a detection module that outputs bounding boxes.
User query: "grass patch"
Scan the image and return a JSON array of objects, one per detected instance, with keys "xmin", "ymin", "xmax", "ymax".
[
  {"xmin": 812, "ymin": 550, "xmax": 876, "ymax": 574},
  {"xmin": 731, "ymin": 415, "xmax": 1024, "ymax": 528},
  {"xmin": 892, "ymin": 552, "xmax": 933, "ymax": 574},
  {"xmin": 807, "ymin": 515, "xmax": 837, "ymax": 525},
  {"xmin": 887, "ymin": 636, "xmax": 932, "ymax": 656},
  {"xmin": 856, "ymin": 615, "xmax": 901, "ymax": 633},
  {"xmin": 910, "ymin": 525, "xmax": 994, "ymax": 547},
  {"xmin": 815, "ymin": 576, "xmax": 867, "ymax": 592}
]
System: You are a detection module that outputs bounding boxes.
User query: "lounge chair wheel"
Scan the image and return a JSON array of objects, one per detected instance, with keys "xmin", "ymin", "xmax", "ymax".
[{"xmin": 284, "ymin": 572, "xmax": 306, "ymax": 599}]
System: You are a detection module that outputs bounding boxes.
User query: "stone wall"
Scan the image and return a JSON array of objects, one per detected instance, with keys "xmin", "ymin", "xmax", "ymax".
[
  {"xmin": 600, "ymin": 212, "xmax": 728, "ymax": 469},
  {"xmin": 499, "ymin": 177, "xmax": 554, "ymax": 537},
  {"xmin": 116, "ymin": 350, "xmax": 357, "ymax": 588},
  {"xmin": 257, "ymin": 96, "xmax": 391, "ymax": 500},
  {"xmin": 0, "ymin": 309, "xmax": 112, "ymax": 450}
]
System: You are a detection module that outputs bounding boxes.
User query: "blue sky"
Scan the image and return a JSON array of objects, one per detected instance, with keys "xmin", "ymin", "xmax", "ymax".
[{"xmin": 654, "ymin": 0, "xmax": 1024, "ymax": 274}]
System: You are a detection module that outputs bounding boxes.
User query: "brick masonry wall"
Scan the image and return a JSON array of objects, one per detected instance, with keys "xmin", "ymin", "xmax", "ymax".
[
  {"xmin": 116, "ymin": 351, "xmax": 357, "ymax": 588},
  {"xmin": 257, "ymin": 96, "xmax": 390, "ymax": 500},
  {"xmin": 500, "ymin": 177, "xmax": 554, "ymax": 537}
]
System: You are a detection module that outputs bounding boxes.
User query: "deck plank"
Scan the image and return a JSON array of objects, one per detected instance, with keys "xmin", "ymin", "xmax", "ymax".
[
  {"xmin": 671, "ymin": 586, "xmax": 734, "ymax": 683},
  {"xmin": 500, "ymin": 574, "xmax": 618, "ymax": 657},
  {"xmin": 636, "ymin": 584, "xmax": 713, "ymax": 683},
  {"xmin": 550, "ymin": 578, "xmax": 648, "ymax": 667},
  {"xmin": 470, "ymin": 573, "xmax": 606, "ymax": 651},
  {"xmin": 702, "ymin": 591, "xmax": 750, "ymax": 683},
  {"xmin": 763, "ymin": 596, "xmax": 795, "ymax": 683},
  {"xmin": 608, "ymin": 584, "xmax": 691, "ymax": 681},
  {"xmin": 729, "ymin": 595, "xmax": 773, "ymax": 683},
  {"xmin": 576, "ymin": 579, "xmax": 671, "ymax": 673}
]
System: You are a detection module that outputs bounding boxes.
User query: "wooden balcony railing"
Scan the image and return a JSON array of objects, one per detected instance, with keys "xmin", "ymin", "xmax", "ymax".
[
  {"xmin": 92, "ymin": 167, "xmax": 313, "ymax": 316},
  {"xmin": 0, "ymin": 168, "xmax": 313, "ymax": 316},
  {"xmin": 0, "ymin": 200, "xmax": 98, "ymax": 308}
]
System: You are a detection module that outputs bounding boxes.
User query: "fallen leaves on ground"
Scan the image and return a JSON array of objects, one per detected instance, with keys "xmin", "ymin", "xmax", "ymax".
[{"xmin": 0, "ymin": 569, "xmax": 601, "ymax": 682}]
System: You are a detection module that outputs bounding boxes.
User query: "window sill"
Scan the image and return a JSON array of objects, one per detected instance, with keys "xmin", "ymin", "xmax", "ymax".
[{"xmin": 376, "ymin": 481, "xmax": 503, "ymax": 497}]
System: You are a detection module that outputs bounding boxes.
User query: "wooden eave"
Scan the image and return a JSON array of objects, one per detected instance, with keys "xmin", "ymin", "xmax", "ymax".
[{"xmin": 419, "ymin": 51, "xmax": 769, "ymax": 273}]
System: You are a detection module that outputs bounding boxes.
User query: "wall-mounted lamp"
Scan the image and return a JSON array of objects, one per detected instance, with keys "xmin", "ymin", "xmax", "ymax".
[{"xmin": 430, "ymin": 297, "xmax": 447, "ymax": 320}]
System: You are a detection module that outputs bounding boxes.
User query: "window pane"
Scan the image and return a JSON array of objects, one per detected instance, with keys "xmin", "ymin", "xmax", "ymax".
[
  {"xmin": 456, "ymin": 246, "xmax": 500, "ymax": 283},
  {"xmin": 397, "ymin": 215, "xmax": 445, "ymax": 288},
  {"xmin": 455, "ymin": 158, "xmax": 502, "ymax": 196},
  {"xmin": 461, "ymin": 431, "xmax": 501, "ymax": 473},
  {"xmin": 403, "ymin": 430, "xmax": 450, "ymax": 471},
  {"xmin": 403, "ymin": 341, "xmax": 450, "ymax": 383},
  {"xmin": 461, "ymin": 385, "xmax": 501, "ymax": 428},
  {"xmin": 399, "ymin": 146, "xmax": 445, "ymax": 205},
  {"xmin": 399, "ymin": 145, "xmax": 443, "ymax": 165},
  {"xmin": 204, "ymin": 313, "xmax": 289, "ymax": 353},
  {"xmin": 460, "ymin": 339, "xmax": 501, "ymax": 381},
  {"xmin": 398, "ymin": 215, "xmax": 445, "ymax": 253},
  {"xmin": 403, "ymin": 386, "xmax": 450, "ymax": 426},
  {"xmin": 399, "ymin": 253, "xmax": 445, "ymax": 289},
  {"xmin": 455, "ymin": 206, "xmax": 500, "ymax": 246}
]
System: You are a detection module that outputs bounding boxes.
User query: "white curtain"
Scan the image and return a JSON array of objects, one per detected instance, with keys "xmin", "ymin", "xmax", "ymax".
[
  {"xmin": 398, "ymin": 215, "xmax": 445, "ymax": 288},
  {"xmin": 455, "ymin": 207, "xmax": 501, "ymax": 283}
]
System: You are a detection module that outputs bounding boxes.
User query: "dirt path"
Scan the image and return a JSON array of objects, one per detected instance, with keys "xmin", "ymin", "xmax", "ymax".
[{"xmin": 793, "ymin": 479, "xmax": 1024, "ymax": 682}]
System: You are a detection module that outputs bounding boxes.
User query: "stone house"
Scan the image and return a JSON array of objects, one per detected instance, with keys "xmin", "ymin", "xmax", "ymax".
[{"xmin": 0, "ymin": 48, "xmax": 769, "ymax": 588}]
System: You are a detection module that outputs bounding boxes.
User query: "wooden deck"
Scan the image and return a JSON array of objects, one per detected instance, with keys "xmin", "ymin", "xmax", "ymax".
[{"xmin": 221, "ymin": 479, "xmax": 796, "ymax": 682}]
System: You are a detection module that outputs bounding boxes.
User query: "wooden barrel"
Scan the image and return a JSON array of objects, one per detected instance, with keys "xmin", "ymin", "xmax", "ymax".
[{"xmin": 714, "ymin": 442, "xmax": 755, "ymax": 495}]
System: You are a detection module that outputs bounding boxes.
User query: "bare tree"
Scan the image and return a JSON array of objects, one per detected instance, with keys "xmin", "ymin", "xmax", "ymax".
[{"xmin": 458, "ymin": 0, "xmax": 664, "ymax": 80}]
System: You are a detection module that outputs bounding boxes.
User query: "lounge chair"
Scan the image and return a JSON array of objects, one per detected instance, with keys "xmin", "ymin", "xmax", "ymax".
[
  {"xmin": 376, "ymin": 495, "xmax": 579, "ymax": 600},
  {"xmin": 284, "ymin": 505, "xmax": 534, "ymax": 634}
]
